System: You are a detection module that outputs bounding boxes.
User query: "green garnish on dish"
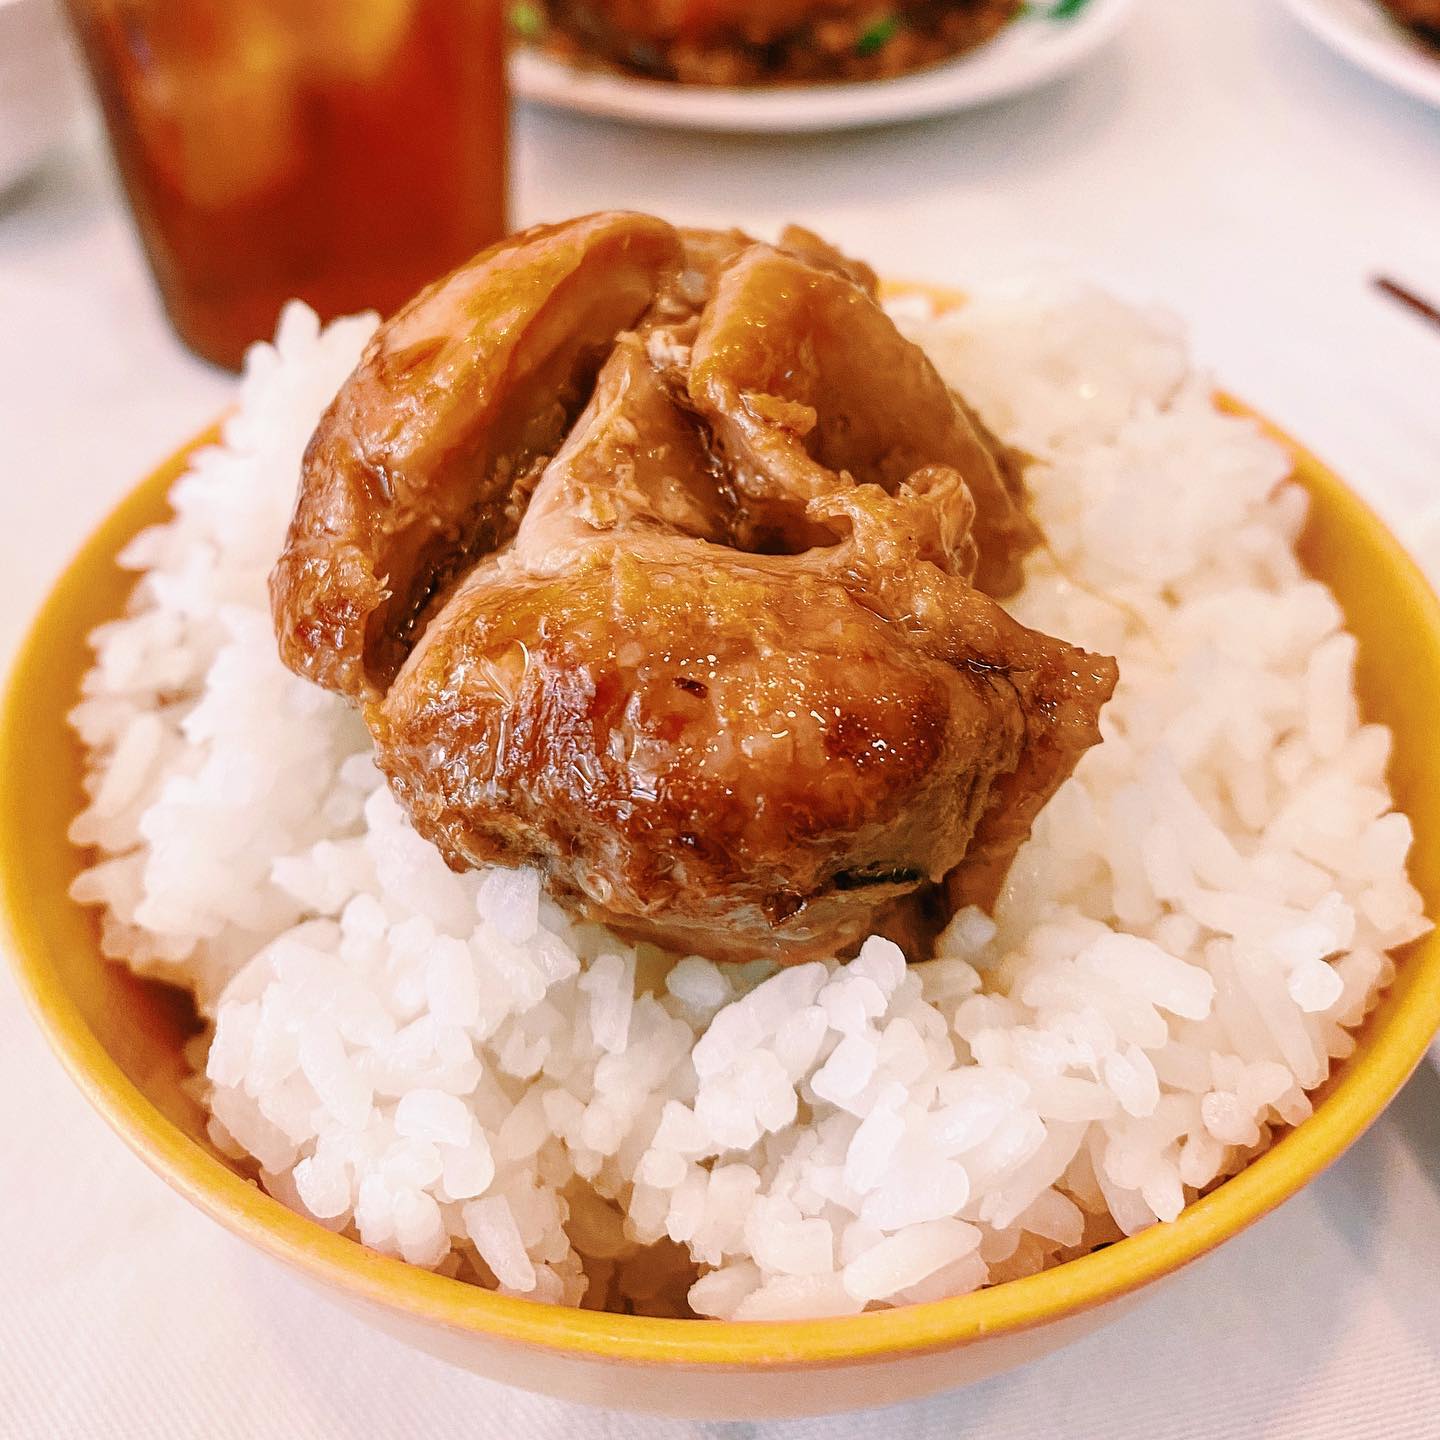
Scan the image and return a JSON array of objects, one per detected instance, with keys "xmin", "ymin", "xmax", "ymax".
[
  {"xmin": 1031, "ymin": 0, "xmax": 1093, "ymax": 18},
  {"xmin": 510, "ymin": 0, "xmax": 545, "ymax": 39},
  {"xmin": 855, "ymin": 14, "xmax": 903, "ymax": 56}
]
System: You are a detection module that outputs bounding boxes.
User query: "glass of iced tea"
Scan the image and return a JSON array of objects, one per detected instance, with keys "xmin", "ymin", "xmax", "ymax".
[{"xmin": 65, "ymin": 0, "xmax": 509, "ymax": 369}]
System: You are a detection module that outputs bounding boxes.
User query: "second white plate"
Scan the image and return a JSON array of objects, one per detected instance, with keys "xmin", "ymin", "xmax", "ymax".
[
  {"xmin": 511, "ymin": 0, "xmax": 1136, "ymax": 133},
  {"xmin": 1280, "ymin": 0, "xmax": 1440, "ymax": 111}
]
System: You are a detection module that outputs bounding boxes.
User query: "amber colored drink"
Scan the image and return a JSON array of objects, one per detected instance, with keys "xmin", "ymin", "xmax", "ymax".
[{"xmin": 65, "ymin": 0, "xmax": 509, "ymax": 370}]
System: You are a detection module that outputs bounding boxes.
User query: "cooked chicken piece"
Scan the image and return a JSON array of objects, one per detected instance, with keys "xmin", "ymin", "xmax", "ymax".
[
  {"xmin": 376, "ymin": 550, "xmax": 1005, "ymax": 963},
  {"xmin": 372, "ymin": 340, "xmax": 1113, "ymax": 964},
  {"xmin": 773, "ymin": 223, "xmax": 880, "ymax": 296},
  {"xmin": 271, "ymin": 211, "xmax": 681, "ymax": 701},
  {"xmin": 646, "ymin": 227, "xmax": 752, "ymax": 331},
  {"xmin": 514, "ymin": 334, "xmax": 734, "ymax": 565},
  {"xmin": 807, "ymin": 482, "xmax": 1116, "ymax": 916},
  {"xmin": 273, "ymin": 213, "xmax": 1116, "ymax": 965},
  {"xmin": 642, "ymin": 227, "xmax": 1026, "ymax": 569},
  {"xmin": 272, "ymin": 216, "xmax": 892, "ymax": 699},
  {"xmin": 646, "ymin": 223, "xmax": 877, "ymax": 349},
  {"xmin": 687, "ymin": 245, "xmax": 1039, "ymax": 590}
]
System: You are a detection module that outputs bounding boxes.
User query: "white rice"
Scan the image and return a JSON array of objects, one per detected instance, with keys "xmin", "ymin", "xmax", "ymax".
[{"xmin": 68, "ymin": 285, "xmax": 1428, "ymax": 1319}]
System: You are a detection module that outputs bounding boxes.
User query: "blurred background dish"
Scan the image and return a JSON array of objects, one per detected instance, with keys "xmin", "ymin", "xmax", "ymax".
[
  {"xmin": 513, "ymin": 0, "xmax": 1024, "ymax": 88},
  {"xmin": 1378, "ymin": 0, "xmax": 1440, "ymax": 45},
  {"xmin": 1280, "ymin": 0, "xmax": 1440, "ymax": 110},
  {"xmin": 0, "ymin": 0, "xmax": 82, "ymax": 195},
  {"xmin": 510, "ymin": 0, "xmax": 1135, "ymax": 131}
]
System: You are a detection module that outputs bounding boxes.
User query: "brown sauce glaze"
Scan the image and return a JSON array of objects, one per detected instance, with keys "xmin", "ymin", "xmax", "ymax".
[{"xmin": 271, "ymin": 212, "xmax": 1117, "ymax": 965}]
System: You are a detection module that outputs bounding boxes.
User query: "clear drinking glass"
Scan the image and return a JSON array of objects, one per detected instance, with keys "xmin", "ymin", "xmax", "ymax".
[{"xmin": 65, "ymin": 0, "xmax": 510, "ymax": 369}]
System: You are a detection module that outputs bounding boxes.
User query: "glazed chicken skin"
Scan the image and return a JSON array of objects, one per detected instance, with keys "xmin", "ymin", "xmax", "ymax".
[
  {"xmin": 272, "ymin": 212, "xmax": 683, "ymax": 701},
  {"xmin": 272, "ymin": 212, "xmax": 1117, "ymax": 965},
  {"xmin": 684, "ymin": 243, "xmax": 1035, "ymax": 591}
]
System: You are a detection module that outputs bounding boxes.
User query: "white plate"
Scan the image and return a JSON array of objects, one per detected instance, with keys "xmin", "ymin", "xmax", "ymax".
[
  {"xmin": 511, "ymin": 0, "xmax": 1136, "ymax": 133},
  {"xmin": 1279, "ymin": 0, "xmax": 1440, "ymax": 111}
]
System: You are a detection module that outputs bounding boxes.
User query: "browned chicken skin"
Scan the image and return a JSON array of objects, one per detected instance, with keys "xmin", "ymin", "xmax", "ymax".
[
  {"xmin": 685, "ymin": 243, "xmax": 1036, "ymax": 588},
  {"xmin": 272, "ymin": 212, "xmax": 1117, "ymax": 965},
  {"xmin": 271, "ymin": 212, "xmax": 682, "ymax": 700}
]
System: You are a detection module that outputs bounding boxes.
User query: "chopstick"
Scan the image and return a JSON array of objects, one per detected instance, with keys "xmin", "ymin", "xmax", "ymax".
[{"xmin": 1373, "ymin": 275, "xmax": 1440, "ymax": 334}]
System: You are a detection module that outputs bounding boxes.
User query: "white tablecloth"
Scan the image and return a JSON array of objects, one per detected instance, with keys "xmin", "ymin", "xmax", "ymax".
[{"xmin": 3, "ymin": 2, "xmax": 1439, "ymax": 1435}]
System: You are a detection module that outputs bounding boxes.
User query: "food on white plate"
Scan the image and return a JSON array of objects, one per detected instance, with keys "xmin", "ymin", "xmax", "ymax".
[
  {"xmin": 1379, "ymin": 0, "xmax": 1440, "ymax": 45},
  {"xmin": 272, "ymin": 214, "xmax": 1112, "ymax": 966},
  {"xmin": 512, "ymin": 0, "xmax": 1025, "ymax": 87},
  {"xmin": 68, "ymin": 218, "xmax": 1426, "ymax": 1320}
]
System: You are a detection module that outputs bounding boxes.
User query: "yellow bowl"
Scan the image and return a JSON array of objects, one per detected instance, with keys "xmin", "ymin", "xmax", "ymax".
[{"xmin": 4, "ymin": 408, "xmax": 1440, "ymax": 1420}]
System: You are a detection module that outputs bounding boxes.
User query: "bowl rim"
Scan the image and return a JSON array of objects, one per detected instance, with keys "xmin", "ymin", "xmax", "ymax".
[{"xmin": 5, "ymin": 405, "xmax": 1440, "ymax": 1371}]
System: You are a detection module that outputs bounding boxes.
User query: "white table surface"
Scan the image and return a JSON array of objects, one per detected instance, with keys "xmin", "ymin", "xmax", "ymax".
[{"xmin": 3, "ymin": 1, "xmax": 1440, "ymax": 1436}]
